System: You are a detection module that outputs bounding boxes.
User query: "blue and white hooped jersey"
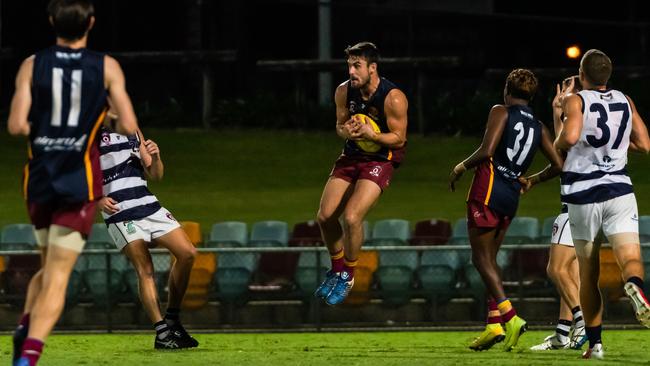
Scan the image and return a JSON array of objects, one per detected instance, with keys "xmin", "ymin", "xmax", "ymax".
[
  {"xmin": 561, "ymin": 89, "xmax": 633, "ymax": 204},
  {"xmin": 99, "ymin": 127, "xmax": 161, "ymax": 224}
]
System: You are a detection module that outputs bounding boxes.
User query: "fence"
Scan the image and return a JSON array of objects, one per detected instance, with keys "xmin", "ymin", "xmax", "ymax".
[{"xmin": 1, "ymin": 244, "xmax": 646, "ymax": 332}]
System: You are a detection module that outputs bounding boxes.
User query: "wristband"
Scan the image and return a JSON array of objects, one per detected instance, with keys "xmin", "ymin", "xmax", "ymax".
[{"xmin": 453, "ymin": 162, "xmax": 467, "ymax": 174}]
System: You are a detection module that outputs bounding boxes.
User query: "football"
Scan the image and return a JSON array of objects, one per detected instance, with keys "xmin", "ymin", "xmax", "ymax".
[{"xmin": 352, "ymin": 113, "xmax": 381, "ymax": 152}]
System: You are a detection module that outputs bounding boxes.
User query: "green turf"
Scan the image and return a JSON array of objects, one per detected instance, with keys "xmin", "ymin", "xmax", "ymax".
[
  {"xmin": 1, "ymin": 330, "xmax": 649, "ymax": 365},
  {"xmin": 2, "ymin": 128, "xmax": 650, "ymax": 233}
]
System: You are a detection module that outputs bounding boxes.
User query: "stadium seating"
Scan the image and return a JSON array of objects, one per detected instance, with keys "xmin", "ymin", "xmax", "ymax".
[
  {"xmin": 180, "ymin": 221, "xmax": 203, "ymax": 246},
  {"xmin": 369, "ymin": 219, "xmax": 416, "ymax": 305},
  {"xmin": 449, "ymin": 219, "xmax": 471, "ymax": 264},
  {"xmin": 180, "ymin": 221, "xmax": 217, "ymax": 309},
  {"xmin": 295, "ymin": 251, "xmax": 330, "ymax": 297},
  {"xmin": 83, "ymin": 238, "xmax": 129, "ymax": 305},
  {"xmin": 207, "ymin": 221, "xmax": 248, "ymax": 247},
  {"xmin": 418, "ymin": 249, "xmax": 461, "ymax": 302},
  {"xmin": 539, "ymin": 216, "xmax": 557, "ymax": 243},
  {"xmin": 288, "ymin": 221, "xmax": 322, "ymax": 247},
  {"xmin": 345, "ymin": 250, "xmax": 379, "ymax": 305},
  {"xmin": 87, "ymin": 223, "xmax": 113, "ymax": 247},
  {"xmin": 249, "ymin": 220, "xmax": 289, "ymax": 247},
  {"xmin": 368, "ymin": 219, "xmax": 410, "ymax": 246},
  {"xmin": 599, "ymin": 247, "xmax": 624, "ymax": 301},
  {"xmin": 215, "ymin": 251, "xmax": 257, "ymax": 301},
  {"xmin": 504, "ymin": 217, "xmax": 545, "ymax": 282},
  {"xmin": 639, "ymin": 216, "xmax": 650, "ymax": 243},
  {"xmin": 1, "ymin": 224, "xmax": 39, "ymax": 305},
  {"xmin": 410, "ymin": 219, "xmax": 452, "ymax": 245}
]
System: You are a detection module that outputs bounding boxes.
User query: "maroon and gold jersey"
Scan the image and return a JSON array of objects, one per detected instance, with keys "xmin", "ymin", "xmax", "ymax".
[
  {"xmin": 343, "ymin": 77, "xmax": 406, "ymax": 164},
  {"xmin": 467, "ymin": 104, "xmax": 542, "ymax": 217}
]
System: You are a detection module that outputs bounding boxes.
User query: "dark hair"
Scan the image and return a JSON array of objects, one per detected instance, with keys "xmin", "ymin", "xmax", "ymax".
[
  {"xmin": 47, "ymin": 0, "xmax": 94, "ymax": 40},
  {"xmin": 344, "ymin": 42, "xmax": 379, "ymax": 65},
  {"xmin": 505, "ymin": 68, "xmax": 538, "ymax": 101},
  {"xmin": 580, "ymin": 49, "xmax": 612, "ymax": 86}
]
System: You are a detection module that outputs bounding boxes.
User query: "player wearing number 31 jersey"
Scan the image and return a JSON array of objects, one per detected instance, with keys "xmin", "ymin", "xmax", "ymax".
[{"xmin": 449, "ymin": 69, "xmax": 563, "ymax": 352}]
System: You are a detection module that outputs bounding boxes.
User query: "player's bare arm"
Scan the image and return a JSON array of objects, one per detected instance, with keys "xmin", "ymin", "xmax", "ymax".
[
  {"xmin": 449, "ymin": 105, "xmax": 508, "ymax": 192},
  {"xmin": 519, "ymin": 124, "xmax": 564, "ymax": 194},
  {"xmin": 7, "ymin": 56, "xmax": 34, "ymax": 136},
  {"xmin": 352, "ymin": 89, "xmax": 408, "ymax": 148},
  {"xmin": 626, "ymin": 96, "xmax": 650, "ymax": 153},
  {"xmin": 105, "ymin": 55, "xmax": 138, "ymax": 136},
  {"xmin": 554, "ymin": 94, "xmax": 583, "ymax": 152},
  {"xmin": 334, "ymin": 82, "xmax": 356, "ymax": 139},
  {"xmin": 137, "ymin": 129, "xmax": 164, "ymax": 180}
]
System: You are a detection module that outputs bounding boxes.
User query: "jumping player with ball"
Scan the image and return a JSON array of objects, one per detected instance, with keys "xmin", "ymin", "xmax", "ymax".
[{"xmin": 315, "ymin": 42, "xmax": 408, "ymax": 306}]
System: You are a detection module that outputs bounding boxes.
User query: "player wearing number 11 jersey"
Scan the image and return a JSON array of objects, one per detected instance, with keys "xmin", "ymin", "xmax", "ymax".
[
  {"xmin": 7, "ymin": 1, "xmax": 139, "ymax": 365},
  {"xmin": 449, "ymin": 69, "xmax": 563, "ymax": 352},
  {"xmin": 555, "ymin": 49, "xmax": 650, "ymax": 360}
]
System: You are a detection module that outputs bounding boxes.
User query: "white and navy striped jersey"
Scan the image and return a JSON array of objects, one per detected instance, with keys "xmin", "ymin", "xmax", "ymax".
[
  {"xmin": 561, "ymin": 89, "xmax": 633, "ymax": 204},
  {"xmin": 99, "ymin": 127, "xmax": 161, "ymax": 224}
]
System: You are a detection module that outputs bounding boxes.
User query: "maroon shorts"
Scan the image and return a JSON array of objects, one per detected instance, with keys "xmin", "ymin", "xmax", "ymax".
[
  {"xmin": 330, "ymin": 156, "xmax": 395, "ymax": 190},
  {"xmin": 28, "ymin": 200, "xmax": 98, "ymax": 236},
  {"xmin": 466, "ymin": 200, "xmax": 511, "ymax": 231}
]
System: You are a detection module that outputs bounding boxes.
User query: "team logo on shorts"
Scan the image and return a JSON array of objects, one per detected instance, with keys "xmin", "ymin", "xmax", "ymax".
[
  {"xmin": 552, "ymin": 223, "xmax": 558, "ymax": 236},
  {"xmin": 473, "ymin": 211, "xmax": 482, "ymax": 218},
  {"xmin": 166, "ymin": 212, "xmax": 177, "ymax": 222},
  {"xmin": 124, "ymin": 221, "xmax": 136, "ymax": 234},
  {"xmin": 369, "ymin": 166, "xmax": 382, "ymax": 177}
]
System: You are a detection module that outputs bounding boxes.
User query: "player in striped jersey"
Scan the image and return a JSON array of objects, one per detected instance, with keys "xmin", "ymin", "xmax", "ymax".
[
  {"xmin": 98, "ymin": 117, "xmax": 198, "ymax": 349},
  {"xmin": 555, "ymin": 49, "xmax": 650, "ymax": 360},
  {"xmin": 531, "ymin": 76, "xmax": 586, "ymax": 351},
  {"xmin": 8, "ymin": 1, "xmax": 139, "ymax": 365},
  {"xmin": 449, "ymin": 69, "xmax": 564, "ymax": 352}
]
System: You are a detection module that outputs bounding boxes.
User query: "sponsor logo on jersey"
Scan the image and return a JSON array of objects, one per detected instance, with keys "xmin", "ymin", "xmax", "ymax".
[
  {"xmin": 33, "ymin": 134, "xmax": 88, "ymax": 152},
  {"xmin": 55, "ymin": 51, "xmax": 82, "ymax": 60},
  {"xmin": 101, "ymin": 132, "xmax": 111, "ymax": 145}
]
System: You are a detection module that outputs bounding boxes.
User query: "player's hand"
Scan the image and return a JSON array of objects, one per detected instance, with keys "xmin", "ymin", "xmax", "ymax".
[
  {"xmin": 342, "ymin": 118, "xmax": 361, "ymax": 139},
  {"xmin": 518, "ymin": 176, "xmax": 534, "ymax": 195},
  {"xmin": 449, "ymin": 162, "xmax": 466, "ymax": 192},
  {"xmin": 144, "ymin": 140, "xmax": 160, "ymax": 159},
  {"xmin": 552, "ymin": 83, "xmax": 563, "ymax": 111},
  {"xmin": 99, "ymin": 197, "xmax": 120, "ymax": 215},
  {"xmin": 352, "ymin": 122, "xmax": 377, "ymax": 141}
]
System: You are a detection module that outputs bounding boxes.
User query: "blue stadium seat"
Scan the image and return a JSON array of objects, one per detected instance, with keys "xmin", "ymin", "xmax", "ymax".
[
  {"xmin": 87, "ymin": 223, "xmax": 113, "ymax": 248},
  {"xmin": 249, "ymin": 220, "xmax": 289, "ymax": 247},
  {"xmin": 295, "ymin": 251, "xmax": 330, "ymax": 296},
  {"xmin": 449, "ymin": 219, "xmax": 471, "ymax": 264},
  {"xmin": 1, "ymin": 224, "xmax": 37, "ymax": 250},
  {"xmin": 368, "ymin": 219, "xmax": 410, "ymax": 246},
  {"xmin": 538, "ymin": 216, "xmax": 557, "ymax": 243},
  {"xmin": 207, "ymin": 221, "xmax": 248, "ymax": 247},
  {"xmin": 639, "ymin": 216, "xmax": 650, "ymax": 244},
  {"xmin": 214, "ymin": 252, "xmax": 257, "ymax": 301},
  {"xmin": 504, "ymin": 217, "xmax": 539, "ymax": 245},
  {"xmin": 418, "ymin": 249, "xmax": 461, "ymax": 302}
]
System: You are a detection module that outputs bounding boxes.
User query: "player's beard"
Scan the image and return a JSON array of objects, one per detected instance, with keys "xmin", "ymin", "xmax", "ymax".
[{"xmin": 350, "ymin": 74, "xmax": 370, "ymax": 90}]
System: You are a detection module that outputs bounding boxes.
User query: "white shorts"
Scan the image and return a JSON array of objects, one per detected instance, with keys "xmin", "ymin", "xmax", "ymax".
[
  {"xmin": 107, "ymin": 207, "xmax": 180, "ymax": 251},
  {"xmin": 550, "ymin": 212, "xmax": 573, "ymax": 247},
  {"xmin": 568, "ymin": 193, "xmax": 639, "ymax": 242}
]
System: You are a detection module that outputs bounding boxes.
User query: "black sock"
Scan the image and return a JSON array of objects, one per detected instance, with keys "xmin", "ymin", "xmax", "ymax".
[
  {"xmin": 585, "ymin": 325, "xmax": 602, "ymax": 349},
  {"xmin": 165, "ymin": 308, "xmax": 181, "ymax": 326},
  {"xmin": 154, "ymin": 320, "xmax": 170, "ymax": 339},
  {"xmin": 627, "ymin": 276, "xmax": 644, "ymax": 288}
]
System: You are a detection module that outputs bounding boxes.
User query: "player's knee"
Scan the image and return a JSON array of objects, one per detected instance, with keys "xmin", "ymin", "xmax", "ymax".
[
  {"xmin": 342, "ymin": 212, "xmax": 363, "ymax": 229},
  {"xmin": 316, "ymin": 209, "xmax": 336, "ymax": 227},
  {"xmin": 176, "ymin": 246, "xmax": 196, "ymax": 267}
]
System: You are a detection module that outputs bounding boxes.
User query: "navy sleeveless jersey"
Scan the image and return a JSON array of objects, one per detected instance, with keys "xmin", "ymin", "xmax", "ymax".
[
  {"xmin": 343, "ymin": 77, "xmax": 406, "ymax": 163},
  {"xmin": 468, "ymin": 105, "xmax": 542, "ymax": 217},
  {"xmin": 25, "ymin": 45, "xmax": 108, "ymax": 204}
]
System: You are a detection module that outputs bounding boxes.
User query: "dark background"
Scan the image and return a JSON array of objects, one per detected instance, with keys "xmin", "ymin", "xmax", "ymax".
[{"xmin": 1, "ymin": 0, "xmax": 649, "ymax": 133}]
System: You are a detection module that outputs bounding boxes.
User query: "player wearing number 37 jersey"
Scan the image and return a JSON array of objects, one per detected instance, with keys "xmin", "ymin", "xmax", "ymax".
[
  {"xmin": 449, "ymin": 69, "xmax": 563, "ymax": 352},
  {"xmin": 555, "ymin": 49, "xmax": 650, "ymax": 360}
]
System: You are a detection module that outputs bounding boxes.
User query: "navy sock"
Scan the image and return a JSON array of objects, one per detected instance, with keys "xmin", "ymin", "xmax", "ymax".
[
  {"xmin": 165, "ymin": 308, "xmax": 181, "ymax": 326},
  {"xmin": 627, "ymin": 276, "xmax": 644, "ymax": 288},
  {"xmin": 585, "ymin": 325, "xmax": 602, "ymax": 349}
]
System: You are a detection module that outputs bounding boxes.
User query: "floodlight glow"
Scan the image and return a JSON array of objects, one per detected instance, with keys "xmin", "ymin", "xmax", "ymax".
[{"xmin": 566, "ymin": 45, "xmax": 581, "ymax": 59}]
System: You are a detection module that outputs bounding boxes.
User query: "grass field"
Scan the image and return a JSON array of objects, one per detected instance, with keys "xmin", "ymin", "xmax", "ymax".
[
  {"xmin": 3, "ymin": 128, "xmax": 650, "ymax": 232},
  {"xmin": 1, "ymin": 330, "xmax": 650, "ymax": 365}
]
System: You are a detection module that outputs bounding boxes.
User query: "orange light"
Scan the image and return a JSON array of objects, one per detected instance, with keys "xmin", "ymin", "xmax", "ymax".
[{"xmin": 566, "ymin": 45, "xmax": 581, "ymax": 59}]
